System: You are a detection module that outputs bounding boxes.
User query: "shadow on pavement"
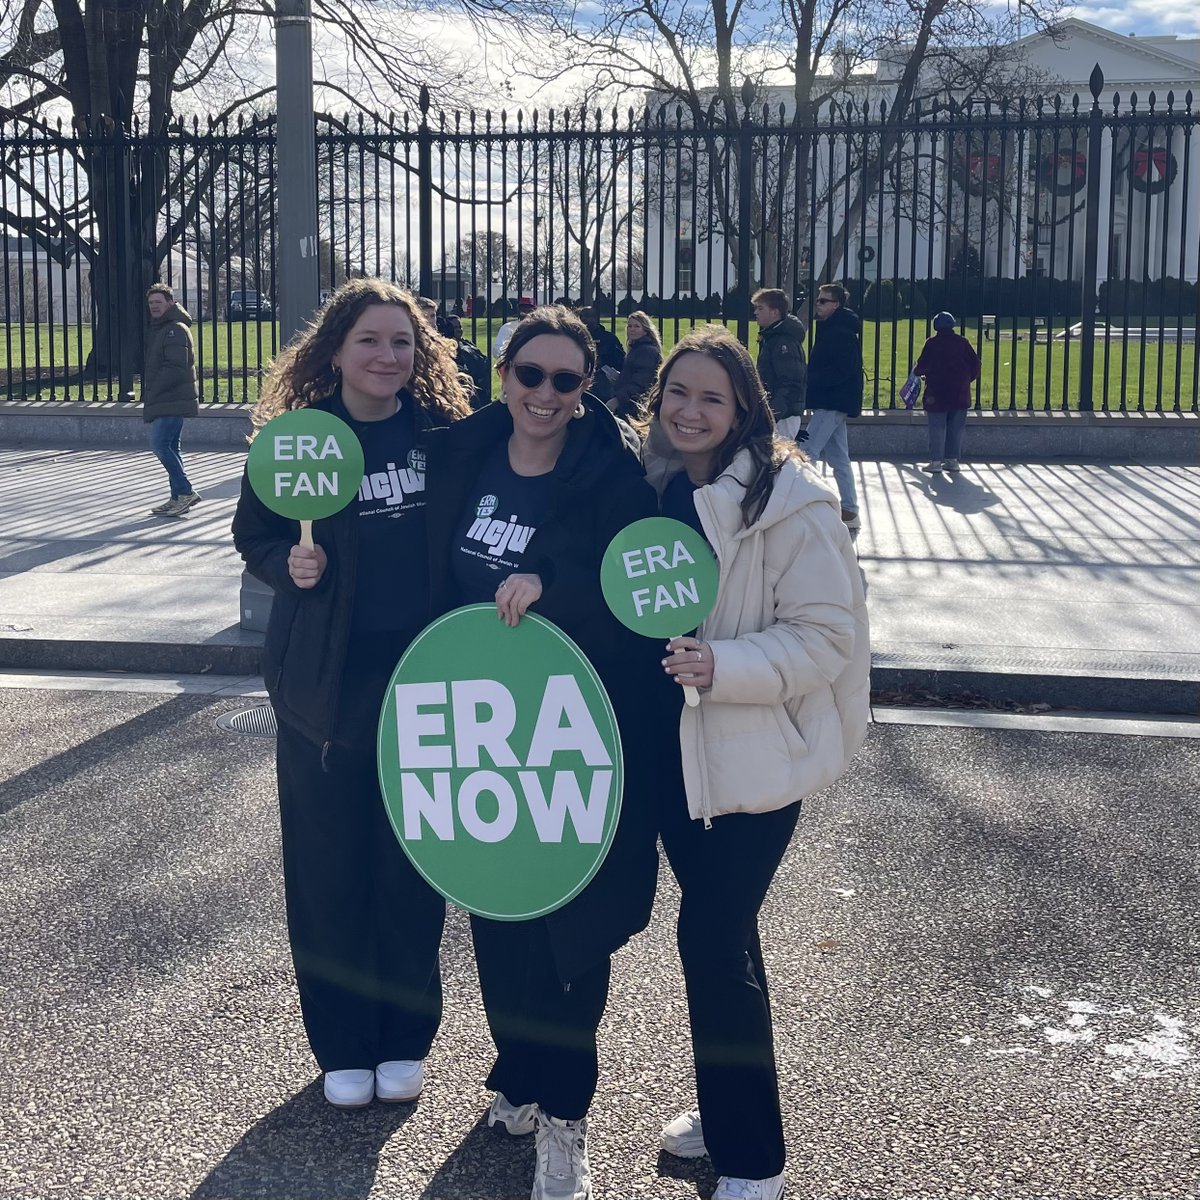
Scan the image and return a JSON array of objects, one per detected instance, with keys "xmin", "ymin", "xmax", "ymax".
[
  {"xmin": 416, "ymin": 1113, "xmax": 539, "ymax": 1199},
  {"xmin": 905, "ymin": 466, "xmax": 1002, "ymax": 515},
  {"xmin": 655, "ymin": 1148, "xmax": 713, "ymax": 1195},
  {"xmin": 191, "ymin": 1082, "xmax": 415, "ymax": 1200}
]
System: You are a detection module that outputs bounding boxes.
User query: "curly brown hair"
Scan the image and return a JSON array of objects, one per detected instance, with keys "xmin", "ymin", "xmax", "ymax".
[
  {"xmin": 650, "ymin": 325, "xmax": 805, "ymax": 526},
  {"xmin": 252, "ymin": 278, "xmax": 471, "ymax": 430}
]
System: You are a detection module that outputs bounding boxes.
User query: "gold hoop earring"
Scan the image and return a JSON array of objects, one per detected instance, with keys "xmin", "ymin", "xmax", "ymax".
[{"xmin": 499, "ymin": 391, "xmax": 508, "ymax": 406}]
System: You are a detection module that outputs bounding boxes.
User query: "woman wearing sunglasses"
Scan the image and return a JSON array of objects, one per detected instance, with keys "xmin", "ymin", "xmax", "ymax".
[{"xmin": 425, "ymin": 305, "xmax": 667, "ymax": 1200}]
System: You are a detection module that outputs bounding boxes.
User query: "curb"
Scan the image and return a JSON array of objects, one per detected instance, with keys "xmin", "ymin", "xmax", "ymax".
[
  {"xmin": 1, "ymin": 636, "xmax": 1194, "ymax": 716},
  {"xmin": 870, "ymin": 666, "xmax": 1198, "ymax": 718},
  {"xmin": 1, "ymin": 403, "xmax": 1197, "ymax": 461}
]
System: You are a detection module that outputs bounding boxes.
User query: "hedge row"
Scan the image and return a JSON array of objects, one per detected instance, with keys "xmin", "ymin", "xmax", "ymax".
[{"xmin": 473, "ymin": 277, "xmax": 1198, "ymax": 323}]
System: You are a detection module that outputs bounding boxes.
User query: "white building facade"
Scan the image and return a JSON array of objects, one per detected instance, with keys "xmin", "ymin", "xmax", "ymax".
[{"xmin": 645, "ymin": 19, "xmax": 1200, "ymax": 303}]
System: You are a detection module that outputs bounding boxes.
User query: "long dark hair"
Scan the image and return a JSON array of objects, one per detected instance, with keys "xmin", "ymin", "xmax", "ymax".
[
  {"xmin": 253, "ymin": 278, "xmax": 471, "ymax": 429},
  {"xmin": 650, "ymin": 326, "xmax": 804, "ymax": 526}
]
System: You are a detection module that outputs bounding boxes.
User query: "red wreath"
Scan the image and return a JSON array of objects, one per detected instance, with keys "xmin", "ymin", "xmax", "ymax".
[
  {"xmin": 1039, "ymin": 149, "xmax": 1087, "ymax": 197},
  {"xmin": 1131, "ymin": 145, "xmax": 1177, "ymax": 194},
  {"xmin": 955, "ymin": 151, "xmax": 1002, "ymax": 196}
]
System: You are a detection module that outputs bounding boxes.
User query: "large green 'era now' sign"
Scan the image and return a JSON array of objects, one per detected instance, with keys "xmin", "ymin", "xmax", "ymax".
[{"xmin": 377, "ymin": 606, "xmax": 624, "ymax": 921}]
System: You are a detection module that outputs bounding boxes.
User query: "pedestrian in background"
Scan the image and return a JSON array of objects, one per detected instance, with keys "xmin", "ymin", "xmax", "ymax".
[
  {"xmin": 642, "ymin": 326, "xmax": 869, "ymax": 1200},
  {"xmin": 446, "ymin": 313, "xmax": 491, "ymax": 407},
  {"xmin": 232, "ymin": 278, "xmax": 471, "ymax": 1111},
  {"xmin": 143, "ymin": 283, "xmax": 200, "ymax": 517},
  {"xmin": 577, "ymin": 307, "xmax": 625, "ymax": 407},
  {"xmin": 752, "ymin": 287, "xmax": 807, "ymax": 430},
  {"xmin": 803, "ymin": 283, "xmax": 863, "ymax": 529},
  {"xmin": 914, "ymin": 311, "xmax": 981, "ymax": 474},
  {"xmin": 607, "ymin": 310, "xmax": 662, "ymax": 420}
]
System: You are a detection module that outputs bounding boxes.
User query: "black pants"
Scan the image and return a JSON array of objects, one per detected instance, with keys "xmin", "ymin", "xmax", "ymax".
[
  {"xmin": 471, "ymin": 914, "xmax": 611, "ymax": 1122},
  {"xmin": 659, "ymin": 787, "xmax": 801, "ymax": 1180},
  {"xmin": 275, "ymin": 720, "xmax": 446, "ymax": 1071}
]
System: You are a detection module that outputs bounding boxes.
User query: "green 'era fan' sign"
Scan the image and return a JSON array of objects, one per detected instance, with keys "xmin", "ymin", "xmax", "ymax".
[
  {"xmin": 377, "ymin": 606, "xmax": 624, "ymax": 921},
  {"xmin": 247, "ymin": 408, "xmax": 365, "ymax": 545},
  {"xmin": 600, "ymin": 517, "xmax": 719, "ymax": 706}
]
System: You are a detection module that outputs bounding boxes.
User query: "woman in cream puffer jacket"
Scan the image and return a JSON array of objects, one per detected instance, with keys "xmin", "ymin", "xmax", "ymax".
[{"xmin": 643, "ymin": 326, "xmax": 869, "ymax": 1200}]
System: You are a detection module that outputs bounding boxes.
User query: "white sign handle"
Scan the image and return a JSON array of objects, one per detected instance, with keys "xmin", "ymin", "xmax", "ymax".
[
  {"xmin": 299, "ymin": 519, "xmax": 314, "ymax": 550},
  {"xmin": 678, "ymin": 631, "xmax": 701, "ymax": 707}
]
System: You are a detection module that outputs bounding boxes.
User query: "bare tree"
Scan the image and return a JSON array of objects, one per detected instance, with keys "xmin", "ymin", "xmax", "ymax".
[
  {"xmin": 0, "ymin": 0, "xmax": 479, "ymax": 377},
  {"xmin": 479, "ymin": 0, "xmax": 1068, "ymax": 314}
]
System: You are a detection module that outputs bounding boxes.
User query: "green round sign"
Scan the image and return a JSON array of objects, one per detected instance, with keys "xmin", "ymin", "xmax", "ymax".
[
  {"xmin": 600, "ymin": 517, "xmax": 719, "ymax": 639},
  {"xmin": 377, "ymin": 605, "xmax": 624, "ymax": 921},
  {"xmin": 246, "ymin": 408, "xmax": 365, "ymax": 520}
]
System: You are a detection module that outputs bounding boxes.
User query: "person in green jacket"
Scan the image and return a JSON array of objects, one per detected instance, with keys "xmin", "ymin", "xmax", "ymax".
[{"xmin": 143, "ymin": 283, "xmax": 200, "ymax": 517}]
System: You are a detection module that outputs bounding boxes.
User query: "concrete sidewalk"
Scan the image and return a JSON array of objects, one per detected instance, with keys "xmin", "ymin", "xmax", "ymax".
[{"xmin": 0, "ymin": 442, "xmax": 1196, "ymax": 712}]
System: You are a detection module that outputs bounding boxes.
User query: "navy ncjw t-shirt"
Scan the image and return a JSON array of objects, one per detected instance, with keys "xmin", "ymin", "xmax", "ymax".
[
  {"xmin": 334, "ymin": 392, "xmax": 429, "ymax": 634},
  {"xmin": 451, "ymin": 442, "xmax": 554, "ymax": 603},
  {"xmin": 660, "ymin": 469, "xmax": 709, "ymax": 544}
]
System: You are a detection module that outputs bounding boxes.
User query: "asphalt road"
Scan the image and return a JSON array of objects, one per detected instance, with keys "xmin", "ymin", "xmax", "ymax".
[{"xmin": 0, "ymin": 689, "xmax": 1196, "ymax": 1200}]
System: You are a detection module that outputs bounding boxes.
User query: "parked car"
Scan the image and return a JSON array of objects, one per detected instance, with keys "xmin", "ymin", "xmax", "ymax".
[{"xmin": 228, "ymin": 289, "xmax": 273, "ymax": 320}]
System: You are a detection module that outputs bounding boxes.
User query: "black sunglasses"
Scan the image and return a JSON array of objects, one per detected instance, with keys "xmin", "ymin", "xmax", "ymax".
[{"xmin": 510, "ymin": 362, "xmax": 587, "ymax": 394}]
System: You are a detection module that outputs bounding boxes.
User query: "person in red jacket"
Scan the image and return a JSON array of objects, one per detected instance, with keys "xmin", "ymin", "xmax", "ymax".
[{"xmin": 913, "ymin": 311, "xmax": 982, "ymax": 474}]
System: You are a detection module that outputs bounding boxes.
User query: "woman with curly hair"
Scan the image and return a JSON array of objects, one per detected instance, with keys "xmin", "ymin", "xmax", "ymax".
[
  {"xmin": 643, "ymin": 327, "xmax": 870, "ymax": 1200},
  {"xmin": 233, "ymin": 278, "xmax": 471, "ymax": 1109}
]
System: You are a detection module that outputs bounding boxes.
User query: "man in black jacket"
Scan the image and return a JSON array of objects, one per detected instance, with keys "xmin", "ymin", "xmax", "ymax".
[
  {"xmin": 805, "ymin": 283, "xmax": 863, "ymax": 528},
  {"xmin": 578, "ymin": 306, "xmax": 625, "ymax": 405},
  {"xmin": 446, "ymin": 314, "xmax": 491, "ymax": 407},
  {"xmin": 752, "ymin": 288, "xmax": 807, "ymax": 423}
]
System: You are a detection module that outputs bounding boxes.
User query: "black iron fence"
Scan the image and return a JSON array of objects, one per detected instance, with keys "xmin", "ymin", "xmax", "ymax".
[{"xmin": 2, "ymin": 66, "xmax": 1197, "ymax": 412}]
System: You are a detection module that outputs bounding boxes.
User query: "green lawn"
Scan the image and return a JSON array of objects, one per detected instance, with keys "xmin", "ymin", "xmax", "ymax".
[{"xmin": 2, "ymin": 317, "xmax": 1195, "ymax": 412}]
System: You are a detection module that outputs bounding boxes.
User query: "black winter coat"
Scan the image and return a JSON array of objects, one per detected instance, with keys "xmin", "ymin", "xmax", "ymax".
[
  {"xmin": 142, "ymin": 303, "xmax": 199, "ymax": 421},
  {"xmin": 756, "ymin": 313, "xmax": 808, "ymax": 418},
  {"xmin": 610, "ymin": 339, "xmax": 662, "ymax": 418},
  {"xmin": 231, "ymin": 391, "xmax": 444, "ymax": 751},
  {"xmin": 806, "ymin": 306, "xmax": 864, "ymax": 418},
  {"xmin": 588, "ymin": 326, "xmax": 628, "ymax": 405},
  {"xmin": 426, "ymin": 396, "xmax": 669, "ymax": 982}
]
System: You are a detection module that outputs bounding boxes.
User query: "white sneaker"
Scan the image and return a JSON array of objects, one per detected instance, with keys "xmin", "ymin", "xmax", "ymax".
[
  {"xmin": 531, "ymin": 1110, "xmax": 591, "ymax": 1200},
  {"xmin": 323, "ymin": 1068, "xmax": 374, "ymax": 1108},
  {"xmin": 712, "ymin": 1172, "xmax": 786, "ymax": 1200},
  {"xmin": 661, "ymin": 1109, "xmax": 707, "ymax": 1158},
  {"xmin": 488, "ymin": 1092, "xmax": 538, "ymax": 1135},
  {"xmin": 375, "ymin": 1059, "xmax": 423, "ymax": 1102}
]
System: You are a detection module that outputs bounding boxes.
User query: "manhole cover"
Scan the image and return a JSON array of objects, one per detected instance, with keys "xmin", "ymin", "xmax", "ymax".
[{"xmin": 216, "ymin": 704, "xmax": 278, "ymax": 738}]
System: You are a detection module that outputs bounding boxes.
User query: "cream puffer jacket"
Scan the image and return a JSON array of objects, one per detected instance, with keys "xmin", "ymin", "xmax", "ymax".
[{"xmin": 648, "ymin": 436, "xmax": 870, "ymax": 825}]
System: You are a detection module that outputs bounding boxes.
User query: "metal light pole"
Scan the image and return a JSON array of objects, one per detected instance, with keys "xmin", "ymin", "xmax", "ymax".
[{"xmin": 275, "ymin": 0, "xmax": 320, "ymax": 344}]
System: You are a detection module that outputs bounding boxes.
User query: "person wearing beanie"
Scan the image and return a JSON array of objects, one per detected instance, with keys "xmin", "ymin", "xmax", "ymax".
[{"xmin": 913, "ymin": 311, "xmax": 981, "ymax": 474}]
